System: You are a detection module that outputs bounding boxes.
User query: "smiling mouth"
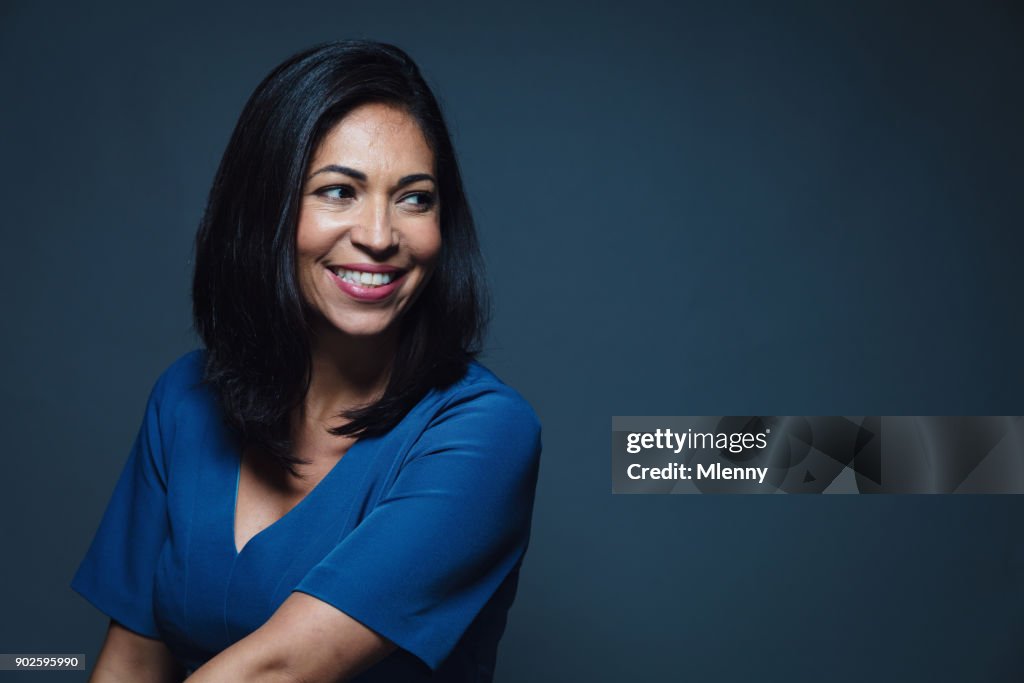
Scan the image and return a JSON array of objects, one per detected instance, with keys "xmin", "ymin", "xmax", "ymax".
[{"xmin": 328, "ymin": 266, "xmax": 405, "ymax": 288}]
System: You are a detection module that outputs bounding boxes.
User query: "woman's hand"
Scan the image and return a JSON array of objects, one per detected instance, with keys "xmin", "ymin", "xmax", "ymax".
[
  {"xmin": 185, "ymin": 591, "xmax": 396, "ymax": 683},
  {"xmin": 89, "ymin": 619, "xmax": 184, "ymax": 683}
]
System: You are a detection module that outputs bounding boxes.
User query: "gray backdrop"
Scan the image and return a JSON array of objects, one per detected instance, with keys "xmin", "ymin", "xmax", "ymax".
[{"xmin": 2, "ymin": 1, "xmax": 1023, "ymax": 681}]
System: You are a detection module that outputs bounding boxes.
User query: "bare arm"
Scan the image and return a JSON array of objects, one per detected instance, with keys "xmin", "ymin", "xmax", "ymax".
[
  {"xmin": 88, "ymin": 619, "xmax": 184, "ymax": 683},
  {"xmin": 185, "ymin": 592, "xmax": 396, "ymax": 683}
]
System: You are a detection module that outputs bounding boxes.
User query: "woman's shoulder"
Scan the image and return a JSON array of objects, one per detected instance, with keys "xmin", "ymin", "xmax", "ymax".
[
  {"xmin": 147, "ymin": 350, "xmax": 543, "ymax": 442},
  {"xmin": 162, "ymin": 347, "xmax": 206, "ymax": 381},
  {"xmin": 396, "ymin": 359, "xmax": 542, "ymax": 477},
  {"xmin": 146, "ymin": 347, "xmax": 212, "ymax": 422},
  {"xmin": 151, "ymin": 347, "xmax": 205, "ymax": 394},
  {"xmin": 425, "ymin": 359, "xmax": 542, "ymax": 435}
]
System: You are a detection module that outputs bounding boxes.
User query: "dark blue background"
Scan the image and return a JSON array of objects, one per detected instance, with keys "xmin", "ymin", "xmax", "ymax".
[{"xmin": 2, "ymin": 1, "xmax": 1022, "ymax": 680}]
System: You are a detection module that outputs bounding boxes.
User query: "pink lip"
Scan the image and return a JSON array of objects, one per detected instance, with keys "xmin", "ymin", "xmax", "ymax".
[{"xmin": 326, "ymin": 267, "xmax": 407, "ymax": 301}]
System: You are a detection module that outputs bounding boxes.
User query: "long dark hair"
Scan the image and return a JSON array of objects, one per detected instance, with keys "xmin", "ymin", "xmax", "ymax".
[{"xmin": 191, "ymin": 40, "xmax": 490, "ymax": 476}]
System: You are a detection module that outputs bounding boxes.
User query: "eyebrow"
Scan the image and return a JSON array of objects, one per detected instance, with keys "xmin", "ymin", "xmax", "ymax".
[{"xmin": 306, "ymin": 164, "xmax": 436, "ymax": 190}]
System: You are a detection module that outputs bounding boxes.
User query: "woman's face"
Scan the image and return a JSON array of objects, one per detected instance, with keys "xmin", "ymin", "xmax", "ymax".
[{"xmin": 296, "ymin": 102, "xmax": 441, "ymax": 340}]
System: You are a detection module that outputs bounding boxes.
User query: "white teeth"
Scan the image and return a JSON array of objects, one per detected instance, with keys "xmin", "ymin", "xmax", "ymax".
[{"xmin": 331, "ymin": 267, "xmax": 398, "ymax": 287}]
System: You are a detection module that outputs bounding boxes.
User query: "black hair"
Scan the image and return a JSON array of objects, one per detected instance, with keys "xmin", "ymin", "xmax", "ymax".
[{"xmin": 191, "ymin": 39, "xmax": 490, "ymax": 476}]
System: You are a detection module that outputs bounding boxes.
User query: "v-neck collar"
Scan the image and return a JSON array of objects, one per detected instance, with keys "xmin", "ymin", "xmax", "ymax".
[{"xmin": 227, "ymin": 435, "xmax": 365, "ymax": 558}]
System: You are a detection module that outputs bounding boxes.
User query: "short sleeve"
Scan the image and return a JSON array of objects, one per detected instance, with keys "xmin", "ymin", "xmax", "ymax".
[
  {"xmin": 293, "ymin": 382, "xmax": 542, "ymax": 672},
  {"xmin": 70, "ymin": 367, "xmax": 174, "ymax": 639}
]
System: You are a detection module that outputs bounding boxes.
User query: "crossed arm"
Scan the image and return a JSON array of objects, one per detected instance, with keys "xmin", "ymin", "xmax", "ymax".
[
  {"xmin": 90, "ymin": 592, "xmax": 396, "ymax": 683},
  {"xmin": 89, "ymin": 619, "xmax": 182, "ymax": 683}
]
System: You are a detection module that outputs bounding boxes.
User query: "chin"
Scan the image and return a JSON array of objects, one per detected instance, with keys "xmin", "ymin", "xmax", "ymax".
[{"xmin": 323, "ymin": 316, "xmax": 398, "ymax": 339}]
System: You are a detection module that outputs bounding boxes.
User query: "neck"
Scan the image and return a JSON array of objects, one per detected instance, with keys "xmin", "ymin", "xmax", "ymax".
[{"xmin": 301, "ymin": 321, "xmax": 399, "ymax": 427}]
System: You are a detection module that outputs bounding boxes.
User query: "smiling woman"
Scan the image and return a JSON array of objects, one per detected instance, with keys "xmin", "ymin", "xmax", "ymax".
[
  {"xmin": 298, "ymin": 103, "xmax": 442, "ymax": 340},
  {"xmin": 69, "ymin": 40, "xmax": 542, "ymax": 683}
]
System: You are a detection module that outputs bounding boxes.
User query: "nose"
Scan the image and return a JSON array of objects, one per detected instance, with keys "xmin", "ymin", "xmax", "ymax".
[{"xmin": 350, "ymin": 196, "xmax": 397, "ymax": 256}]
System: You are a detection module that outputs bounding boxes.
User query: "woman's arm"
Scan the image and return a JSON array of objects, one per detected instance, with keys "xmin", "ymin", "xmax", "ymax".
[
  {"xmin": 185, "ymin": 592, "xmax": 396, "ymax": 683},
  {"xmin": 89, "ymin": 619, "xmax": 184, "ymax": 683}
]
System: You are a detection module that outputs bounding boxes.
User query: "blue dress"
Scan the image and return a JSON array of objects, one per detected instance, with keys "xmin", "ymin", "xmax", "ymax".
[{"xmin": 70, "ymin": 349, "xmax": 542, "ymax": 681}]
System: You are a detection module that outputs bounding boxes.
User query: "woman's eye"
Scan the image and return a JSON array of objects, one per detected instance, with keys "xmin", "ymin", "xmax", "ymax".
[
  {"xmin": 401, "ymin": 192, "xmax": 436, "ymax": 211},
  {"xmin": 317, "ymin": 185, "xmax": 355, "ymax": 201}
]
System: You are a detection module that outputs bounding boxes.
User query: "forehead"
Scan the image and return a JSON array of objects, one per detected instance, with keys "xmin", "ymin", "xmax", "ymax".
[{"xmin": 310, "ymin": 102, "xmax": 434, "ymax": 171}]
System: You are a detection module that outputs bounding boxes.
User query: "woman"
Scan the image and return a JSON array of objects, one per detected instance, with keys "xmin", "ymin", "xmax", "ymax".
[{"xmin": 70, "ymin": 40, "xmax": 542, "ymax": 682}]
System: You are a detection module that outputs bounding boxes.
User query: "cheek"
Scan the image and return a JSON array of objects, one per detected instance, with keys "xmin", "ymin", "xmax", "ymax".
[
  {"xmin": 294, "ymin": 217, "xmax": 329, "ymax": 293},
  {"xmin": 295, "ymin": 213, "xmax": 331, "ymax": 255}
]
